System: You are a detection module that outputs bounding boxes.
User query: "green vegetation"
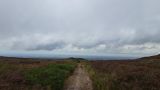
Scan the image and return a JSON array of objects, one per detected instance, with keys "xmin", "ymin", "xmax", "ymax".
[
  {"xmin": 0, "ymin": 58, "xmax": 77, "ymax": 90},
  {"xmin": 86, "ymin": 60, "xmax": 160, "ymax": 90},
  {"xmin": 25, "ymin": 63, "xmax": 76, "ymax": 90},
  {"xmin": 1, "ymin": 56, "xmax": 160, "ymax": 90}
]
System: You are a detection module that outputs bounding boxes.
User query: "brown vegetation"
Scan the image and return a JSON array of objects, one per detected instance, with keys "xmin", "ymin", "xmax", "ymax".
[
  {"xmin": 0, "ymin": 57, "xmax": 77, "ymax": 90},
  {"xmin": 87, "ymin": 55, "xmax": 160, "ymax": 90}
]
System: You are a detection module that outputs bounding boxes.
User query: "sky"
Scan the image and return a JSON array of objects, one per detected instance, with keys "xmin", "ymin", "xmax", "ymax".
[{"xmin": 0, "ymin": 0, "xmax": 160, "ymax": 57}]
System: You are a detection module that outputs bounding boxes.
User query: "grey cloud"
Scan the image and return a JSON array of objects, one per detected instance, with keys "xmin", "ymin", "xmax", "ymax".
[
  {"xmin": 29, "ymin": 42, "xmax": 66, "ymax": 51},
  {"xmin": 0, "ymin": 0, "xmax": 160, "ymax": 55}
]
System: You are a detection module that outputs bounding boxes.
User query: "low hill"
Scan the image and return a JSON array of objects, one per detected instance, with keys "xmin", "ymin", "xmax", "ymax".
[{"xmin": 139, "ymin": 54, "xmax": 160, "ymax": 59}]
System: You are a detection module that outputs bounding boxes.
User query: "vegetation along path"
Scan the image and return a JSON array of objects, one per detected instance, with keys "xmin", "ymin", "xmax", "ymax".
[{"xmin": 64, "ymin": 63, "xmax": 93, "ymax": 90}]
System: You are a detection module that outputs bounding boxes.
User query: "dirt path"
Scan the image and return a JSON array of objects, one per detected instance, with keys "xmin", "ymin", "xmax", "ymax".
[{"xmin": 64, "ymin": 64, "xmax": 93, "ymax": 90}]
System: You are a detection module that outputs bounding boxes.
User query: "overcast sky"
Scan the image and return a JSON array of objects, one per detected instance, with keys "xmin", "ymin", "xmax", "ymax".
[{"xmin": 0, "ymin": 0, "xmax": 160, "ymax": 56}]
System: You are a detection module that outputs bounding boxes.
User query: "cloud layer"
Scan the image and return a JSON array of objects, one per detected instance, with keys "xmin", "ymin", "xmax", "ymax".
[{"xmin": 0, "ymin": 0, "xmax": 160, "ymax": 55}]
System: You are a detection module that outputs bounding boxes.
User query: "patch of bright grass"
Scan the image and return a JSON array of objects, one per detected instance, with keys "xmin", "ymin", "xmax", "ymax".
[{"xmin": 25, "ymin": 63, "xmax": 76, "ymax": 90}]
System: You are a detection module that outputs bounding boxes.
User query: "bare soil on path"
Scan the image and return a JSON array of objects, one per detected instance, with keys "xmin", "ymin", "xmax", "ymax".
[{"xmin": 64, "ymin": 64, "xmax": 93, "ymax": 90}]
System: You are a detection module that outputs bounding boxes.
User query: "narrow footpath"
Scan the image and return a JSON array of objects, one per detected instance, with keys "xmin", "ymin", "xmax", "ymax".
[{"xmin": 64, "ymin": 64, "xmax": 93, "ymax": 90}]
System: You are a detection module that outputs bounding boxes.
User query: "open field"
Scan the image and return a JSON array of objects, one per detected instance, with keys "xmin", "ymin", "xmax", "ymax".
[
  {"xmin": 0, "ymin": 57, "xmax": 77, "ymax": 90},
  {"xmin": 1, "ymin": 55, "xmax": 160, "ymax": 90},
  {"xmin": 86, "ymin": 55, "xmax": 160, "ymax": 90}
]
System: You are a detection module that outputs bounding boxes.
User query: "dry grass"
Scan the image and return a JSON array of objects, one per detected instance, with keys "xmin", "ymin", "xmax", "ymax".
[{"xmin": 87, "ymin": 55, "xmax": 160, "ymax": 90}]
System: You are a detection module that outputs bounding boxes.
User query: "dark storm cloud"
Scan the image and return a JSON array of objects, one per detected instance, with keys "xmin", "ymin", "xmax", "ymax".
[{"xmin": 0, "ymin": 0, "xmax": 160, "ymax": 55}]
